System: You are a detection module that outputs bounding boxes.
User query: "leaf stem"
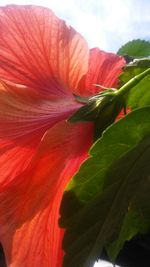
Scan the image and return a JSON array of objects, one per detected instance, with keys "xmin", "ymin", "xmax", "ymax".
[{"xmin": 116, "ymin": 68, "xmax": 150, "ymax": 97}]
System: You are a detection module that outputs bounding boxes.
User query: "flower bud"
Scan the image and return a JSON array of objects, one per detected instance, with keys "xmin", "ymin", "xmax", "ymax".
[{"xmin": 69, "ymin": 89, "xmax": 124, "ymax": 140}]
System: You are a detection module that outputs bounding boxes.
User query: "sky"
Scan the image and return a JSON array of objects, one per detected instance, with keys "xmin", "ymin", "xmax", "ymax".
[{"xmin": 0, "ymin": 0, "xmax": 149, "ymax": 266}]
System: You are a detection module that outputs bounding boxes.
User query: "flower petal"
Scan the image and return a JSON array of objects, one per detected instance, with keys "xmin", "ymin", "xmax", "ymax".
[
  {"xmin": 77, "ymin": 48, "xmax": 125, "ymax": 96},
  {"xmin": 0, "ymin": 81, "xmax": 80, "ymax": 187},
  {"xmin": 0, "ymin": 5, "xmax": 89, "ymax": 96},
  {"xmin": 0, "ymin": 120, "xmax": 93, "ymax": 267}
]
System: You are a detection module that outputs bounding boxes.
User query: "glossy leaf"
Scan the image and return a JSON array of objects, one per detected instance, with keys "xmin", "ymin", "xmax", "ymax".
[
  {"xmin": 119, "ymin": 59, "xmax": 150, "ymax": 109},
  {"xmin": 120, "ymin": 58, "xmax": 150, "ymax": 84},
  {"xmin": 117, "ymin": 39, "xmax": 150, "ymax": 58},
  {"xmin": 60, "ymin": 107, "xmax": 150, "ymax": 267}
]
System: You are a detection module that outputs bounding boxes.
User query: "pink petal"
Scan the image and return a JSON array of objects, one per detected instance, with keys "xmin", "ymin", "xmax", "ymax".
[
  {"xmin": 0, "ymin": 5, "xmax": 89, "ymax": 97},
  {"xmin": 0, "ymin": 81, "xmax": 80, "ymax": 188},
  {"xmin": 0, "ymin": 120, "xmax": 93, "ymax": 267},
  {"xmin": 77, "ymin": 48, "xmax": 126, "ymax": 96}
]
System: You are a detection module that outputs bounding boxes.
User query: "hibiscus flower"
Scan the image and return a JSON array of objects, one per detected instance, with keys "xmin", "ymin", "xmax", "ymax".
[{"xmin": 0, "ymin": 5, "xmax": 125, "ymax": 267}]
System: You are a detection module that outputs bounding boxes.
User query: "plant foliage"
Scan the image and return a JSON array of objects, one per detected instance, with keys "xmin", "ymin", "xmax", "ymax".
[{"xmin": 60, "ymin": 39, "xmax": 150, "ymax": 267}]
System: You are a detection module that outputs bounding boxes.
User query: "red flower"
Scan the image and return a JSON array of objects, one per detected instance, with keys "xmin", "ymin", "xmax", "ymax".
[{"xmin": 0, "ymin": 5, "xmax": 125, "ymax": 267}]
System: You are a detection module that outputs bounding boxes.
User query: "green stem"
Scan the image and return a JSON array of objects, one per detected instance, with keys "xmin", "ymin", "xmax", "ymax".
[{"xmin": 115, "ymin": 68, "xmax": 150, "ymax": 97}]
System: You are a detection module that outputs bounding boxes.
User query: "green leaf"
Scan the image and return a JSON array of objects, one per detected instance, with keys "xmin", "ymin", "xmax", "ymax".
[
  {"xmin": 107, "ymin": 209, "xmax": 149, "ymax": 260},
  {"xmin": 60, "ymin": 107, "xmax": 150, "ymax": 267},
  {"xmin": 120, "ymin": 58, "xmax": 150, "ymax": 84},
  {"xmin": 117, "ymin": 39, "xmax": 150, "ymax": 57},
  {"xmin": 127, "ymin": 75, "xmax": 150, "ymax": 109},
  {"xmin": 119, "ymin": 59, "xmax": 150, "ymax": 109}
]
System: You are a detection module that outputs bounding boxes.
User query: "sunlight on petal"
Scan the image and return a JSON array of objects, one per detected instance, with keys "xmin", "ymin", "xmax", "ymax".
[{"xmin": 0, "ymin": 4, "xmax": 127, "ymax": 267}]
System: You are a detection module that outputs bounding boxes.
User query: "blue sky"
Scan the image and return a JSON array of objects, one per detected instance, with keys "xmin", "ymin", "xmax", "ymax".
[
  {"xmin": 1, "ymin": 0, "xmax": 150, "ymax": 52},
  {"xmin": 0, "ymin": 0, "xmax": 149, "ymax": 266}
]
